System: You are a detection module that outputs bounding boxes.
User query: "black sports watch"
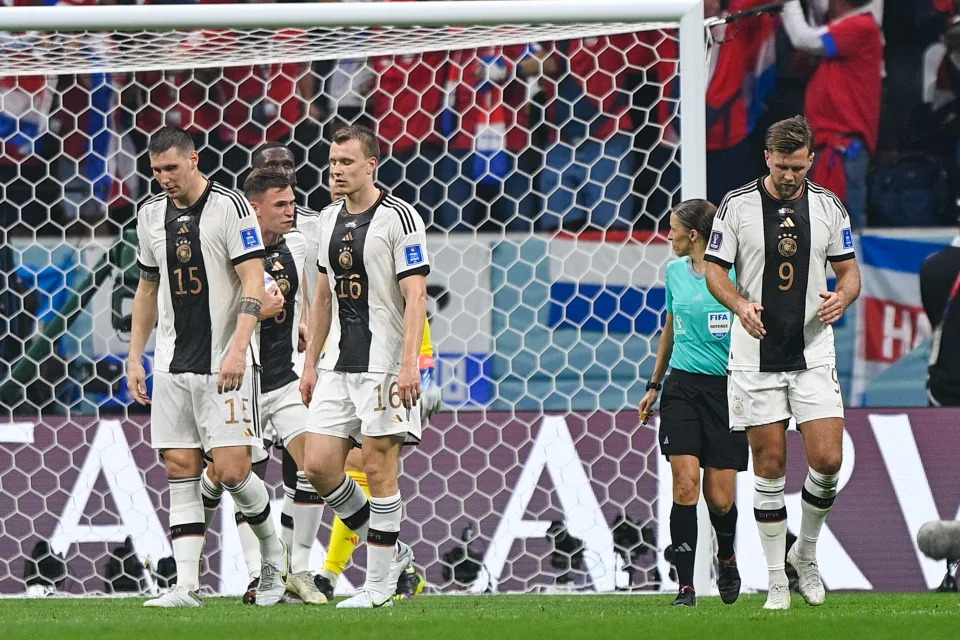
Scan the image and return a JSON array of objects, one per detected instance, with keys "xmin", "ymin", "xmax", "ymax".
[{"xmin": 646, "ymin": 380, "xmax": 662, "ymax": 392}]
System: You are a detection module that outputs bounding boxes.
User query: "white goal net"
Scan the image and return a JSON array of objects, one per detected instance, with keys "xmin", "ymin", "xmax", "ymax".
[{"xmin": 0, "ymin": 0, "xmax": 709, "ymax": 596}]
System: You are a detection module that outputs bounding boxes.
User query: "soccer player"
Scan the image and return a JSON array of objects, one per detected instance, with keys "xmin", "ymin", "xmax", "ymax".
[
  {"xmin": 300, "ymin": 124, "xmax": 428, "ymax": 609},
  {"xmin": 201, "ymin": 169, "xmax": 328, "ymax": 605},
  {"xmin": 704, "ymin": 116, "xmax": 861, "ymax": 610},
  {"xmin": 637, "ymin": 199, "xmax": 746, "ymax": 607},
  {"xmin": 312, "ymin": 167, "xmax": 439, "ymax": 601},
  {"xmin": 126, "ymin": 126, "xmax": 288, "ymax": 607}
]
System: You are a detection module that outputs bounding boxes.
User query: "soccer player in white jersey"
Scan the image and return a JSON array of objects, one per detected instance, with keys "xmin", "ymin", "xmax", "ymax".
[
  {"xmin": 704, "ymin": 116, "xmax": 862, "ymax": 610},
  {"xmin": 200, "ymin": 169, "xmax": 328, "ymax": 605},
  {"xmin": 300, "ymin": 125, "xmax": 429, "ymax": 609},
  {"xmin": 126, "ymin": 126, "xmax": 288, "ymax": 607}
]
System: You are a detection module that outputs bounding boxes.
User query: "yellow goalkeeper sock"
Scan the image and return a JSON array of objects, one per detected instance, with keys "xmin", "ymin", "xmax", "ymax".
[{"xmin": 323, "ymin": 470, "xmax": 370, "ymax": 578}]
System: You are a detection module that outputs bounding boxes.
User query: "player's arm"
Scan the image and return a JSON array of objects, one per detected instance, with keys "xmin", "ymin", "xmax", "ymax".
[
  {"xmin": 637, "ymin": 312, "xmax": 674, "ymax": 421},
  {"xmin": 300, "ymin": 268, "xmax": 332, "ymax": 406},
  {"xmin": 127, "ymin": 273, "xmax": 159, "ymax": 406},
  {"xmin": 221, "ymin": 196, "xmax": 267, "ymax": 393},
  {"xmin": 780, "ymin": 0, "xmax": 828, "ymax": 54},
  {"xmin": 704, "ymin": 199, "xmax": 765, "ymax": 339},
  {"xmin": 398, "ymin": 275, "xmax": 427, "ymax": 410},
  {"xmin": 298, "ymin": 268, "xmax": 310, "ymax": 351},
  {"xmin": 820, "ymin": 258, "xmax": 861, "ymax": 325},
  {"xmin": 221, "ymin": 257, "xmax": 266, "ymax": 393}
]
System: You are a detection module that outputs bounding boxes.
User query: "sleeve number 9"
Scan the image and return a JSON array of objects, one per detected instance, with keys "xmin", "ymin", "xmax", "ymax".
[{"xmin": 778, "ymin": 262, "xmax": 794, "ymax": 291}]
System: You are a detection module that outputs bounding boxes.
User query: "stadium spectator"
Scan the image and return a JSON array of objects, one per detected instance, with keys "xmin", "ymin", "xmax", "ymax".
[
  {"xmin": 703, "ymin": 0, "xmax": 778, "ymax": 206},
  {"xmin": 217, "ymin": 54, "xmax": 311, "ymax": 186},
  {"xmin": 780, "ymin": 0, "xmax": 884, "ymax": 230},
  {"xmin": 537, "ymin": 34, "xmax": 651, "ymax": 231},
  {"xmin": 0, "ymin": 74, "xmax": 60, "ymax": 233},
  {"xmin": 369, "ymin": 51, "xmax": 447, "ymax": 226},
  {"xmin": 920, "ymin": 226, "xmax": 960, "ymax": 407},
  {"xmin": 434, "ymin": 45, "xmax": 546, "ymax": 231}
]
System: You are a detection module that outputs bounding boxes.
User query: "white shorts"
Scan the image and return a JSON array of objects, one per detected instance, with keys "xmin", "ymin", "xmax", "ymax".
[
  {"xmin": 306, "ymin": 369, "xmax": 422, "ymax": 447},
  {"xmin": 261, "ymin": 378, "xmax": 314, "ymax": 448},
  {"xmin": 150, "ymin": 369, "xmax": 261, "ymax": 451},
  {"xmin": 728, "ymin": 364, "xmax": 844, "ymax": 431}
]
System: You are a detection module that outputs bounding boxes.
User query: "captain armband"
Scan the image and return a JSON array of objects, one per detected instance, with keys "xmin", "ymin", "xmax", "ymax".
[{"xmin": 239, "ymin": 296, "xmax": 262, "ymax": 318}]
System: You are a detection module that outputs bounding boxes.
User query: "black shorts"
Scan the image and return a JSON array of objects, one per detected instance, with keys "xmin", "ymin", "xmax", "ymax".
[{"xmin": 658, "ymin": 369, "xmax": 748, "ymax": 471}]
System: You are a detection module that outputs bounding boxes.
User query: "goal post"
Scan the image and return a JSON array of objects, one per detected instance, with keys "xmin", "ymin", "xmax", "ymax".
[{"xmin": 0, "ymin": 0, "xmax": 715, "ymax": 596}]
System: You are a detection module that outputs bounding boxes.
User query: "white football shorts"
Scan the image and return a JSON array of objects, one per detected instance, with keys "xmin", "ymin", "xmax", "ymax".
[
  {"xmin": 728, "ymin": 364, "xmax": 844, "ymax": 430},
  {"xmin": 306, "ymin": 369, "xmax": 422, "ymax": 447},
  {"xmin": 150, "ymin": 368, "xmax": 262, "ymax": 451}
]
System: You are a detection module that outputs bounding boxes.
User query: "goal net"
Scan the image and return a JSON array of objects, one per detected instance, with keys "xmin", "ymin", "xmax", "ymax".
[{"xmin": 0, "ymin": 0, "xmax": 709, "ymax": 596}]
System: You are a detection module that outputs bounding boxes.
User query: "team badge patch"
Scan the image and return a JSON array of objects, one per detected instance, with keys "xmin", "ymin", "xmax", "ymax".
[
  {"xmin": 708, "ymin": 312, "xmax": 731, "ymax": 339},
  {"xmin": 709, "ymin": 230, "xmax": 723, "ymax": 251},
  {"xmin": 778, "ymin": 235, "xmax": 798, "ymax": 257},
  {"xmin": 175, "ymin": 237, "xmax": 192, "ymax": 263},
  {"xmin": 405, "ymin": 244, "xmax": 424, "ymax": 266},
  {"xmin": 842, "ymin": 228, "xmax": 854, "ymax": 250},
  {"xmin": 241, "ymin": 227, "xmax": 262, "ymax": 250}
]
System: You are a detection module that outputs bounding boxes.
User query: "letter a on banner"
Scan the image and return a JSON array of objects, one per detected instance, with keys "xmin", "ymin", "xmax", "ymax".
[
  {"xmin": 51, "ymin": 419, "xmax": 171, "ymax": 561},
  {"xmin": 484, "ymin": 415, "xmax": 615, "ymax": 591}
]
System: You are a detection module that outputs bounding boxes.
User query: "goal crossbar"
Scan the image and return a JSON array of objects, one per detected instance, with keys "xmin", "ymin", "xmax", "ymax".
[{"xmin": 2, "ymin": 0, "xmax": 701, "ymax": 31}]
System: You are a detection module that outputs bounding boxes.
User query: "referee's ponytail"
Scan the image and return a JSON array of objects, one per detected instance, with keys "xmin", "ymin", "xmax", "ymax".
[{"xmin": 672, "ymin": 199, "xmax": 718, "ymax": 245}]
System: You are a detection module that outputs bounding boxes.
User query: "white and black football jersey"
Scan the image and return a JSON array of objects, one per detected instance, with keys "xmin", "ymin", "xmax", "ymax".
[
  {"xmin": 315, "ymin": 191, "xmax": 430, "ymax": 374},
  {"xmin": 136, "ymin": 181, "xmax": 265, "ymax": 374},
  {"xmin": 704, "ymin": 178, "xmax": 856, "ymax": 373},
  {"xmin": 259, "ymin": 229, "xmax": 308, "ymax": 393}
]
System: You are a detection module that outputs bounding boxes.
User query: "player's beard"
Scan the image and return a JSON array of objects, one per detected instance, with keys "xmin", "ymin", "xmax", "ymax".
[{"xmin": 773, "ymin": 178, "xmax": 800, "ymax": 200}]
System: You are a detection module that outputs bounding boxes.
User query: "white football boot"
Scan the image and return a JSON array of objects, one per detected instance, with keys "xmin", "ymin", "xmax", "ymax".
[
  {"xmin": 143, "ymin": 585, "xmax": 203, "ymax": 608},
  {"xmin": 787, "ymin": 546, "xmax": 826, "ymax": 606}
]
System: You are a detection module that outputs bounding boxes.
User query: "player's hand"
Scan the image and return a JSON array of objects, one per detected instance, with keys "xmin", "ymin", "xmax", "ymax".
[
  {"xmin": 259, "ymin": 287, "xmax": 285, "ymax": 320},
  {"xmin": 298, "ymin": 320, "xmax": 308, "ymax": 352},
  {"xmin": 736, "ymin": 299, "xmax": 766, "ymax": 339},
  {"xmin": 419, "ymin": 365, "xmax": 442, "ymax": 420},
  {"xmin": 818, "ymin": 291, "xmax": 845, "ymax": 325},
  {"xmin": 398, "ymin": 363, "xmax": 421, "ymax": 410},
  {"xmin": 217, "ymin": 349, "xmax": 246, "ymax": 394},
  {"xmin": 637, "ymin": 389, "xmax": 658, "ymax": 422},
  {"xmin": 300, "ymin": 366, "xmax": 318, "ymax": 407},
  {"xmin": 126, "ymin": 359, "xmax": 150, "ymax": 406}
]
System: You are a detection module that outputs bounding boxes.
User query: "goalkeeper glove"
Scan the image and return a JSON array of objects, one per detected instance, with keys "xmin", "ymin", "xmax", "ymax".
[{"xmin": 419, "ymin": 354, "xmax": 442, "ymax": 421}]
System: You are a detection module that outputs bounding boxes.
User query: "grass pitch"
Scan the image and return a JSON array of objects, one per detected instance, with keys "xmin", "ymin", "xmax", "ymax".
[{"xmin": 2, "ymin": 593, "xmax": 959, "ymax": 640}]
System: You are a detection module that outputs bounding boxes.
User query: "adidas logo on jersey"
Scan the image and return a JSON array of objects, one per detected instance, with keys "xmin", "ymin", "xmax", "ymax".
[
  {"xmin": 675, "ymin": 543, "xmax": 693, "ymax": 553},
  {"xmin": 391, "ymin": 415, "xmax": 404, "ymax": 424},
  {"xmin": 779, "ymin": 217, "xmax": 796, "ymax": 228},
  {"xmin": 177, "ymin": 224, "xmax": 189, "ymax": 234},
  {"xmin": 342, "ymin": 231, "xmax": 354, "ymax": 242},
  {"xmin": 272, "ymin": 261, "xmax": 284, "ymax": 271},
  {"xmin": 663, "ymin": 436, "xmax": 669, "ymax": 445}
]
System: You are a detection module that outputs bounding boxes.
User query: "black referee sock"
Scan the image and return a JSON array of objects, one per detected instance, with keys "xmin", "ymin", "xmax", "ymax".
[
  {"xmin": 670, "ymin": 503, "xmax": 698, "ymax": 589},
  {"xmin": 710, "ymin": 503, "xmax": 738, "ymax": 561}
]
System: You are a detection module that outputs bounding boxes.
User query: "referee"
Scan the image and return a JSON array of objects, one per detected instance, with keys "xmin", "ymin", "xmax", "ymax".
[{"xmin": 638, "ymin": 199, "xmax": 747, "ymax": 607}]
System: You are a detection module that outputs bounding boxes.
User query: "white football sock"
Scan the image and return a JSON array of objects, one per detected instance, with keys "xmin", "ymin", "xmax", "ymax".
[
  {"xmin": 224, "ymin": 471, "xmax": 283, "ymax": 561},
  {"xmin": 365, "ymin": 492, "xmax": 402, "ymax": 598},
  {"xmin": 321, "ymin": 474, "xmax": 370, "ymax": 541},
  {"xmin": 234, "ymin": 506, "xmax": 262, "ymax": 580},
  {"xmin": 754, "ymin": 475, "xmax": 788, "ymax": 586},
  {"xmin": 199, "ymin": 471, "xmax": 223, "ymax": 531},
  {"xmin": 168, "ymin": 476, "xmax": 205, "ymax": 592},
  {"xmin": 796, "ymin": 467, "xmax": 839, "ymax": 560},
  {"xmin": 292, "ymin": 472, "xmax": 324, "ymax": 573}
]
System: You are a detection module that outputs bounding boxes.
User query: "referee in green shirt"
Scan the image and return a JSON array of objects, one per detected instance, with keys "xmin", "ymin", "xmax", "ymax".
[{"xmin": 638, "ymin": 199, "xmax": 747, "ymax": 607}]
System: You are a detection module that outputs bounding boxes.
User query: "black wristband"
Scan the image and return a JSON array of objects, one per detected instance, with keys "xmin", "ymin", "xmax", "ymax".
[{"xmin": 646, "ymin": 380, "xmax": 662, "ymax": 391}]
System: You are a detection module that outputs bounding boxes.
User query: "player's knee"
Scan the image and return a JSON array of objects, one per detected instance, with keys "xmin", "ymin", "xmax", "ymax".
[
  {"xmin": 753, "ymin": 457, "xmax": 786, "ymax": 479},
  {"xmin": 302, "ymin": 460, "xmax": 338, "ymax": 495},
  {"xmin": 672, "ymin": 474, "xmax": 700, "ymax": 504},
  {"xmin": 216, "ymin": 464, "xmax": 251, "ymax": 489},
  {"xmin": 705, "ymin": 493, "xmax": 734, "ymax": 515},
  {"xmin": 810, "ymin": 454, "xmax": 842, "ymax": 477}
]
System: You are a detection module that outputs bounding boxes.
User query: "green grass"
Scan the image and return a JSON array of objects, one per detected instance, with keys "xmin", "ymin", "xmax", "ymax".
[{"xmin": 2, "ymin": 593, "xmax": 959, "ymax": 640}]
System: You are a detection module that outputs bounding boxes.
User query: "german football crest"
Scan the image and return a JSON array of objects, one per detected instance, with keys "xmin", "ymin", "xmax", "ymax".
[
  {"xmin": 339, "ymin": 247, "xmax": 353, "ymax": 269},
  {"xmin": 175, "ymin": 237, "xmax": 192, "ymax": 263},
  {"xmin": 276, "ymin": 278, "xmax": 290, "ymax": 296},
  {"xmin": 778, "ymin": 234, "xmax": 798, "ymax": 257}
]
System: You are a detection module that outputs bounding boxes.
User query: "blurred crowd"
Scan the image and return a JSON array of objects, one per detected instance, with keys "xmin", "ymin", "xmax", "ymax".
[{"xmin": 1, "ymin": 0, "xmax": 959, "ymax": 235}]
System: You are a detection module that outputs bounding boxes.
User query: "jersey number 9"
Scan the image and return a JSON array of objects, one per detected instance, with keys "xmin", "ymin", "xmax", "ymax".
[{"xmin": 778, "ymin": 262, "xmax": 794, "ymax": 291}]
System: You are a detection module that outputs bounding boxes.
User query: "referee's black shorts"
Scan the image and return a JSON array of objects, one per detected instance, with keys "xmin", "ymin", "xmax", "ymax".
[{"xmin": 658, "ymin": 369, "xmax": 748, "ymax": 471}]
